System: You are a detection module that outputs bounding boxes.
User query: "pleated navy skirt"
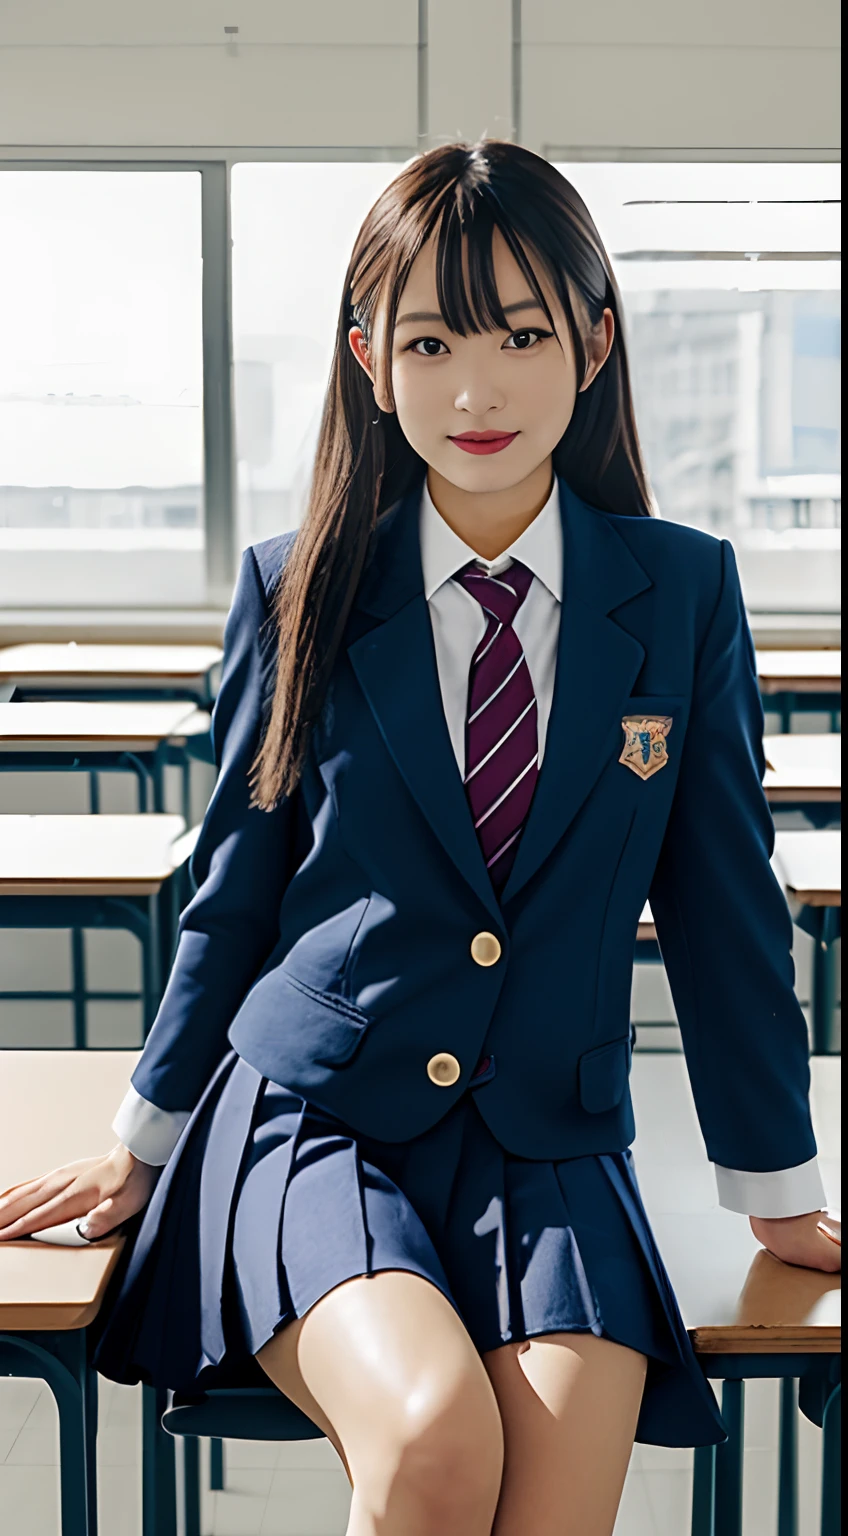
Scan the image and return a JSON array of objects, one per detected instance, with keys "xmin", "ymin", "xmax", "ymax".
[{"xmin": 91, "ymin": 1048, "xmax": 725, "ymax": 1448}]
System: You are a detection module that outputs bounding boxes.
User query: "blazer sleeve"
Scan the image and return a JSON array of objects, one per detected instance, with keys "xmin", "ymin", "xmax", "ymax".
[
  {"xmin": 112, "ymin": 545, "xmax": 295, "ymax": 1158},
  {"xmin": 647, "ymin": 536, "xmax": 824, "ymax": 1212}
]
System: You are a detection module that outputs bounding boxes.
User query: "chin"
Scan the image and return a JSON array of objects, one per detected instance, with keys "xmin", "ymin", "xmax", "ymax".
[{"xmin": 430, "ymin": 452, "xmax": 537, "ymax": 494}]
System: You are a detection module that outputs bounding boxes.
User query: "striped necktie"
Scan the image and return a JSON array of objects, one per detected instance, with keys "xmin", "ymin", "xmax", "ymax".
[{"xmin": 454, "ymin": 558, "xmax": 539, "ymax": 895}]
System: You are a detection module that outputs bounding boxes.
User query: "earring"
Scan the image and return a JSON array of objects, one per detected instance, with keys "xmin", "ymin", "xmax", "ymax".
[{"xmin": 371, "ymin": 388, "xmax": 380, "ymax": 426}]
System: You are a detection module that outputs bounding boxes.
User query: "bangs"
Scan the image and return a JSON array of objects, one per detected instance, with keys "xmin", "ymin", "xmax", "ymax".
[{"xmin": 429, "ymin": 194, "xmax": 561, "ymax": 339}]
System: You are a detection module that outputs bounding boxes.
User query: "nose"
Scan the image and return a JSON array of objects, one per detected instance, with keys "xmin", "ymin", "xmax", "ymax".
[{"xmin": 453, "ymin": 362, "xmax": 507, "ymax": 419}]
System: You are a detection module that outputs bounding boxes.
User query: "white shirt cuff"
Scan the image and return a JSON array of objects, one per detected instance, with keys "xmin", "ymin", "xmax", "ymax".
[
  {"xmin": 112, "ymin": 1085, "xmax": 191, "ymax": 1166},
  {"xmin": 714, "ymin": 1157, "xmax": 827, "ymax": 1218}
]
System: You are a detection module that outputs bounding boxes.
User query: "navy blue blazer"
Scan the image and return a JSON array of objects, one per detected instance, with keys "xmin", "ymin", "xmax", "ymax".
[{"xmin": 131, "ymin": 473, "xmax": 818, "ymax": 1169}]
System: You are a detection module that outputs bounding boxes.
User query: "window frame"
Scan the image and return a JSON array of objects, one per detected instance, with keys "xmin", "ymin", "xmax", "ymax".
[
  {"xmin": 0, "ymin": 148, "xmax": 415, "ymax": 607},
  {"xmin": 0, "ymin": 145, "xmax": 839, "ymax": 620}
]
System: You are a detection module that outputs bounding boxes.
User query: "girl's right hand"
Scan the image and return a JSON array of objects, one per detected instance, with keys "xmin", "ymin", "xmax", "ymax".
[{"xmin": 0, "ymin": 1143, "xmax": 160, "ymax": 1243}]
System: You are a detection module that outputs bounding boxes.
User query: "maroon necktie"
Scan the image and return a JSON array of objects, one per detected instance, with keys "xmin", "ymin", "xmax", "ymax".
[{"xmin": 454, "ymin": 559, "xmax": 539, "ymax": 895}]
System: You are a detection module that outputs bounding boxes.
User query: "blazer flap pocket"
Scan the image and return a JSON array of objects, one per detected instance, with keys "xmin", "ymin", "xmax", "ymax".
[
  {"xmin": 578, "ymin": 1035, "xmax": 632, "ymax": 1114},
  {"xmin": 621, "ymin": 693, "xmax": 687, "ymax": 716},
  {"xmin": 281, "ymin": 971, "xmax": 374, "ymax": 1066}
]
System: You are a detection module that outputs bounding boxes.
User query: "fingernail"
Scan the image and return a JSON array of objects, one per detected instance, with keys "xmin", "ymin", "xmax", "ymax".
[
  {"xmin": 76, "ymin": 1220, "xmax": 92, "ymax": 1240},
  {"xmin": 817, "ymin": 1221, "xmax": 841, "ymax": 1247}
]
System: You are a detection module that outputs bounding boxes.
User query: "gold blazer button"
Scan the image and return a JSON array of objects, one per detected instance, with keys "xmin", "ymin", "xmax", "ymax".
[
  {"xmin": 427, "ymin": 1052, "xmax": 461, "ymax": 1087},
  {"xmin": 470, "ymin": 932, "xmax": 502, "ymax": 967}
]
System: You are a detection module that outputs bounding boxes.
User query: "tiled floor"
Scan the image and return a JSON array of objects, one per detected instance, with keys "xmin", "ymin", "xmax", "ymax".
[{"xmin": 0, "ymin": 1370, "xmax": 827, "ymax": 1535}]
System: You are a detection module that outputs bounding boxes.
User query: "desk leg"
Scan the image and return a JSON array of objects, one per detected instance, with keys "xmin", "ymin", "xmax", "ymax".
[
  {"xmin": 141, "ymin": 895, "xmax": 162, "ymax": 1038},
  {"xmin": 691, "ymin": 1444, "xmax": 715, "ymax": 1536},
  {"xmin": 151, "ymin": 743, "xmax": 168, "ymax": 814},
  {"xmin": 778, "ymin": 1378, "xmax": 798, "ymax": 1536},
  {"xmin": 182, "ymin": 1437, "xmax": 202, "ymax": 1536},
  {"xmin": 821, "ymin": 1382, "xmax": 841, "ymax": 1536},
  {"xmin": 0, "ymin": 1329, "xmax": 98, "ymax": 1536},
  {"xmin": 71, "ymin": 926, "xmax": 87, "ymax": 1049},
  {"xmin": 210, "ymin": 1435, "xmax": 225, "ymax": 1489},
  {"xmin": 142, "ymin": 1384, "xmax": 177, "ymax": 1536},
  {"xmin": 812, "ymin": 908, "xmax": 841, "ymax": 1057},
  {"xmin": 714, "ymin": 1379, "xmax": 744, "ymax": 1536}
]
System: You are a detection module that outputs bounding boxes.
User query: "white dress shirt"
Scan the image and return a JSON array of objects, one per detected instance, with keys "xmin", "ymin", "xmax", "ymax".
[{"xmin": 113, "ymin": 475, "xmax": 826, "ymax": 1221}]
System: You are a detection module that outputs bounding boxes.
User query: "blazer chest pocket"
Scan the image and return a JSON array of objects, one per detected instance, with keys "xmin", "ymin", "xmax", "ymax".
[
  {"xmin": 279, "ymin": 970, "xmax": 375, "ymax": 1067},
  {"xmin": 578, "ymin": 1034, "xmax": 632, "ymax": 1114}
]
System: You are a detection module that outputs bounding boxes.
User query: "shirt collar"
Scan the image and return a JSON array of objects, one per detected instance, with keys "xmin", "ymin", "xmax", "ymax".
[{"xmin": 419, "ymin": 474, "xmax": 563, "ymax": 603}]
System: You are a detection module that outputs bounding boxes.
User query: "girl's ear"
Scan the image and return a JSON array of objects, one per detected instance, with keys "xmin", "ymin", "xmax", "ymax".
[
  {"xmin": 579, "ymin": 307, "xmax": 615, "ymax": 393},
  {"xmin": 348, "ymin": 326, "xmax": 374, "ymax": 383},
  {"xmin": 348, "ymin": 324, "xmax": 394, "ymax": 414}
]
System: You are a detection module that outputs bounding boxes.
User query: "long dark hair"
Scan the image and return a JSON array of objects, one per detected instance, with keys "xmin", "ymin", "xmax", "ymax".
[{"xmin": 250, "ymin": 138, "xmax": 653, "ymax": 809}]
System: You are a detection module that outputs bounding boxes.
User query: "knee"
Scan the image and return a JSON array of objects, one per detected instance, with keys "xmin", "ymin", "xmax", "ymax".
[{"xmin": 387, "ymin": 1375, "xmax": 504, "ymax": 1528}]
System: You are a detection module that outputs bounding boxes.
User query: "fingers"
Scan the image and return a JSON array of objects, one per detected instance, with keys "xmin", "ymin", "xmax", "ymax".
[
  {"xmin": 814, "ymin": 1222, "xmax": 842, "ymax": 1273},
  {"xmin": 0, "ymin": 1158, "xmax": 118, "ymax": 1241},
  {"xmin": 79, "ymin": 1196, "xmax": 121, "ymax": 1242},
  {"xmin": 0, "ymin": 1173, "xmax": 79, "ymax": 1237},
  {"xmin": 0, "ymin": 1181, "xmax": 105, "ymax": 1241},
  {"xmin": 0, "ymin": 1158, "xmax": 105, "ymax": 1215}
]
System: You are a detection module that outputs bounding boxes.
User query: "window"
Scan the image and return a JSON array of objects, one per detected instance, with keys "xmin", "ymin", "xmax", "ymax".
[
  {"xmin": 554, "ymin": 162, "xmax": 841, "ymax": 612},
  {"xmin": 0, "ymin": 170, "xmax": 203, "ymax": 607},
  {"xmin": 231, "ymin": 160, "xmax": 403, "ymax": 550}
]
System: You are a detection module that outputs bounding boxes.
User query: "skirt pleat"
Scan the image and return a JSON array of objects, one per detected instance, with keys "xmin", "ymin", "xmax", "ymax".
[{"xmin": 91, "ymin": 1049, "xmax": 726, "ymax": 1448}]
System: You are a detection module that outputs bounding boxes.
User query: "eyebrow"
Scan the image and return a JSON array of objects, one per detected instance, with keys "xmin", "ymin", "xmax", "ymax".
[{"xmin": 395, "ymin": 298, "xmax": 546, "ymax": 327}]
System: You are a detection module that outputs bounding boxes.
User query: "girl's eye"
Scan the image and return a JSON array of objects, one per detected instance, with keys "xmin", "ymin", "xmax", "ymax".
[
  {"xmin": 408, "ymin": 337, "xmax": 449, "ymax": 357},
  {"xmin": 406, "ymin": 328, "xmax": 553, "ymax": 357},
  {"xmin": 504, "ymin": 328, "xmax": 552, "ymax": 350}
]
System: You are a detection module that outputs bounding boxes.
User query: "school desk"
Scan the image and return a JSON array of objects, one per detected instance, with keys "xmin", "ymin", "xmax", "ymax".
[
  {"xmin": 0, "ymin": 1051, "xmax": 154, "ymax": 1536},
  {"xmin": 756, "ymin": 651, "xmax": 842, "ymax": 733},
  {"xmin": 0, "ymin": 644, "xmax": 223, "ymax": 708},
  {"xmin": 773, "ymin": 830, "xmax": 842, "ymax": 1057},
  {"xmin": 634, "ymin": 1052, "xmax": 841, "ymax": 1536},
  {"xmin": 764, "ymin": 733, "xmax": 841, "ymax": 826},
  {"xmin": 0, "ymin": 701, "xmax": 211, "ymax": 818},
  {"xmin": 0, "ymin": 815, "xmax": 197, "ymax": 1046},
  {"xmin": 636, "ymin": 828, "xmax": 841, "ymax": 1056}
]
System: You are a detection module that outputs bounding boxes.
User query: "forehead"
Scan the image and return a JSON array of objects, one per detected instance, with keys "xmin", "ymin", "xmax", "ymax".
[{"xmin": 399, "ymin": 225, "xmax": 551, "ymax": 307}]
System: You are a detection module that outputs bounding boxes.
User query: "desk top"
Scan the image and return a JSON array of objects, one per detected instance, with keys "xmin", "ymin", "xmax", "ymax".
[
  {"xmin": 633, "ymin": 1054, "xmax": 840, "ymax": 1353},
  {"xmin": 773, "ymin": 829, "xmax": 842, "ymax": 908},
  {"xmin": 0, "ymin": 700, "xmax": 202, "ymax": 752},
  {"xmin": 0, "ymin": 643, "xmax": 222, "ymax": 684},
  {"xmin": 0, "ymin": 1052, "xmax": 840, "ymax": 1348},
  {"xmin": 0, "ymin": 1051, "xmax": 139, "ymax": 1329},
  {"xmin": 763, "ymin": 734, "xmax": 841, "ymax": 801},
  {"xmin": 0, "ymin": 813, "xmax": 188, "ymax": 895},
  {"xmin": 756, "ymin": 650, "xmax": 841, "ymax": 693}
]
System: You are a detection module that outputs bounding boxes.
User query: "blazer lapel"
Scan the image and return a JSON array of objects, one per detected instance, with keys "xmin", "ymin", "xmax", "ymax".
[
  {"xmin": 347, "ymin": 482, "xmax": 502, "ymax": 924},
  {"xmin": 499, "ymin": 477, "xmax": 654, "ymax": 904}
]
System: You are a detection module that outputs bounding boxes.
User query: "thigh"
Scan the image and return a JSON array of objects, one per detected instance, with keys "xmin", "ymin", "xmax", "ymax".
[
  {"xmin": 256, "ymin": 1269, "xmax": 503, "ymax": 1492},
  {"xmin": 482, "ymin": 1331, "xmax": 647, "ymax": 1536}
]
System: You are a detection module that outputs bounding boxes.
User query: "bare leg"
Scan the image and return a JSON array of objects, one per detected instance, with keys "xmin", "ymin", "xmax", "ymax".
[
  {"xmin": 483, "ymin": 1332, "xmax": 647, "ymax": 1536},
  {"xmin": 255, "ymin": 1269, "xmax": 504, "ymax": 1536}
]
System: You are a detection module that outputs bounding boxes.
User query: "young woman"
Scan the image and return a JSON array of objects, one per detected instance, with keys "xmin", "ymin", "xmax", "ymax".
[{"xmin": 0, "ymin": 141, "xmax": 840, "ymax": 1536}]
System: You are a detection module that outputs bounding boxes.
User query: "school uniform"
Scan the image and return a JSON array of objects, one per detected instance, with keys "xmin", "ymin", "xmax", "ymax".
[{"xmin": 90, "ymin": 472, "xmax": 824, "ymax": 1448}]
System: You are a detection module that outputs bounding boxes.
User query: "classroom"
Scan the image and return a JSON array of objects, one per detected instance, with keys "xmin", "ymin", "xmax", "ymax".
[{"xmin": 0, "ymin": 5, "xmax": 841, "ymax": 1535}]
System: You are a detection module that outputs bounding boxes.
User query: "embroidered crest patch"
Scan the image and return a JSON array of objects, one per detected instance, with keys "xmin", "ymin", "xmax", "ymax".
[{"xmin": 619, "ymin": 715, "xmax": 673, "ymax": 780}]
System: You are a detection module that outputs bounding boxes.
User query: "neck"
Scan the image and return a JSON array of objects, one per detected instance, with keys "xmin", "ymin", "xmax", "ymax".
[{"xmin": 426, "ymin": 459, "xmax": 554, "ymax": 561}]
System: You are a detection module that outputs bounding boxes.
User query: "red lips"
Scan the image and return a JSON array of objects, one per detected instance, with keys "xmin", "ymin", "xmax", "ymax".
[{"xmin": 448, "ymin": 431, "xmax": 519, "ymax": 456}]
